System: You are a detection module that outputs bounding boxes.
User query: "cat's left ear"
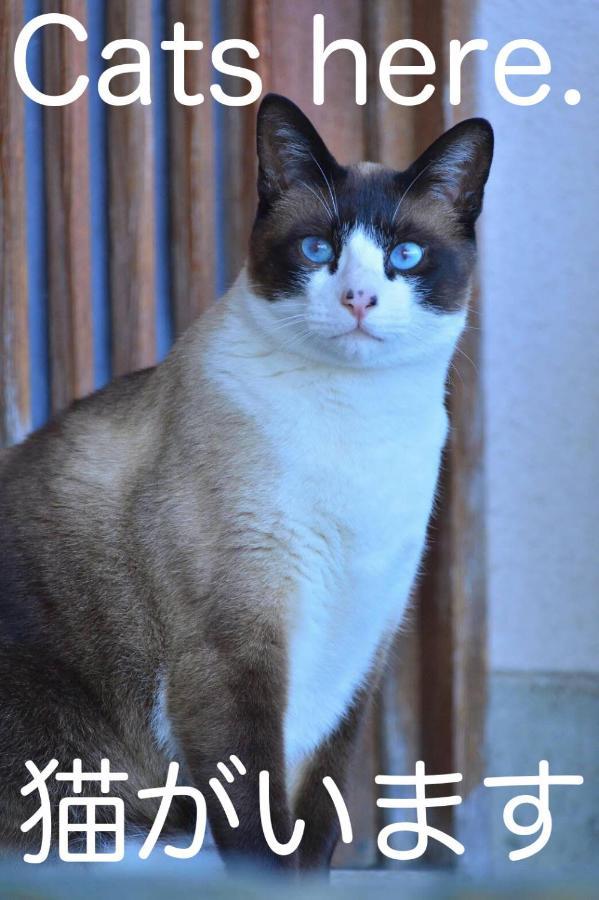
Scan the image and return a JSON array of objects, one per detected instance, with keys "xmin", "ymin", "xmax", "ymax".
[
  {"xmin": 256, "ymin": 93, "xmax": 340, "ymax": 205},
  {"xmin": 405, "ymin": 118, "xmax": 494, "ymax": 227}
]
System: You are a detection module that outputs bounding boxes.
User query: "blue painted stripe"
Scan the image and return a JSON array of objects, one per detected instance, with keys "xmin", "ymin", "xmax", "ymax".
[
  {"xmin": 211, "ymin": 0, "xmax": 227, "ymax": 297},
  {"xmin": 23, "ymin": 0, "xmax": 50, "ymax": 429},
  {"xmin": 87, "ymin": 0, "xmax": 111, "ymax": 389},
  {"xmin": 152, "ymin": 0, "xmax": 174, "ymax": 358}
]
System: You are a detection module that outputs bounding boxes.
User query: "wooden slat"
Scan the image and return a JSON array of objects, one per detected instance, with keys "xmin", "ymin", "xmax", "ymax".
[
  {"xmin": 218, "ymin": 0, "xmax": 266, "ymax": 286},
  {"xmin": 269, "ymin": 0, "xmax": 366, "ymax": 163},
  {"xmin": 166, "ymin": 1, "xmax": 215, "ymax": 333},
  {"xmin": 416, "ymin": 472, "xmax": 457, "ymax": 867},
  {"xmin": 447, "ymin": 283, "xmax": 487, "ymax": 862},
  {"xmin": 362, "ymin": 0, "xmax": 415, "ymax": 168},
  {"xmin": 106, "ymin": 0, "xmax": 156, "ymax": 377},
  {"xmin": 443, "ymin": 0, "xmax": 488, "ymax": 861},
  {"xmin": 220, "ymin": 0, "xmax": 370, "ymax": 286},
  {"xmin": 368, "ymin": 0, "xmax": 452, "ymax": 870},
  {"xmin": 368, "ymin": 3, "xmax": 425, "ymax": 867},
  {"xmin": 377, "ymin": 625, "xmax": 423, "ymax": 867},
  {"xmin": 400, "ymin": 0, "xmax": 488, "ymax": 867},
  {"xmin": 401, "ymin": 0, "xmax": 459, "ymax": 866},
  {"xmin": 375, "ymin": 0, "xmax": 487, "ymax": 870},
  {"xmin": 0, "ymin": 5, "xmax": 30, "ymax": 446},
  {"xmin": 332, "ymin": 705, "xmax": 381, "ymax": 869},
  {"xmin": 43, "ymin": 0, "xmax": 93, "ymax": 414},
  {"xmin": 409, "ymin": 0, "xmax": 446, "ymax": 155}
]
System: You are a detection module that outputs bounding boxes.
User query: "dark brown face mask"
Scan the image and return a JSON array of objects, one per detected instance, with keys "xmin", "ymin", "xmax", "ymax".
[{"xmin": 248, "ymin": 94, "xmax": 493, "ymax": 314}]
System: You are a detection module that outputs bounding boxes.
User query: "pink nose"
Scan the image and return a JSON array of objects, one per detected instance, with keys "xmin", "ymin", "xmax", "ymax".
[{"xmin": 341, "ymin": 289, "xmax": 378, "ymax": 321}]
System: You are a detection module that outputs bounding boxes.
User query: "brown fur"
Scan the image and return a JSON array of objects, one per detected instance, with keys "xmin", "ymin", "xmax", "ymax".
[{"xmin": 0, "ymin": 309, "xmax": 374, "ymax": 867}]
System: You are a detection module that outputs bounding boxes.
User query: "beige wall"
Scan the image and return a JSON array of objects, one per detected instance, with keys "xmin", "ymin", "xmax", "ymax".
[
  {"xmin": 474, "ymin": 0, "xmax": 599, "ymax": 674},
  {"xmin": 469, "ymin": 0, "xmax": 599, "ymax": 875}
]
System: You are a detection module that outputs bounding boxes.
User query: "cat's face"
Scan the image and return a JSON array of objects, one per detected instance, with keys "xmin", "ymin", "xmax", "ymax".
[{"xmin": 247, "ymin": 95, "xmax": 493, "ymax": 369}]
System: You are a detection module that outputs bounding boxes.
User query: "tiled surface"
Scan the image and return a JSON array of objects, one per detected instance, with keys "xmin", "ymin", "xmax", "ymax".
[{"xmin": 483, "ymin": 670, "xmax": 599, "ymax": 877}]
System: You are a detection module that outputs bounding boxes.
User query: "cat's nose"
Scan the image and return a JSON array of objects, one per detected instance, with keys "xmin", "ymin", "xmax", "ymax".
[{"xmin": 341, "ymin": 289, "xmax": 378, "ymax": 321}]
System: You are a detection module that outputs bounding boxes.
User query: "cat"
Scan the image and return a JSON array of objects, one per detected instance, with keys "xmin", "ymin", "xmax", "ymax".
[{"xmin": 0, "ymin": 93, "xmax": 492, "ymax": 870}]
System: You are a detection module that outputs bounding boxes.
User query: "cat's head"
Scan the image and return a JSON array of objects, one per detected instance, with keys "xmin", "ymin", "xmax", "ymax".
[{"xmin": 247, "ymin": 94, "xmax": 493, "ymax": 369}]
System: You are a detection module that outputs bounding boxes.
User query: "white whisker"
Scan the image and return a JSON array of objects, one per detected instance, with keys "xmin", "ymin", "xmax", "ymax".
[
  {"xmin": 392, "ymin": 161, "xmax": 434, "ymax": 224},
  {"xmin": 309, "ymin": 152, "xmax": 339, "ymax": 221},
  {"xmin": 269, "ymin": 315, "xmax": 306, "ymax": 332},
  {"xmin": 297, "ymin": 180, "xmax": 334, "ymax": 222},
  {"xmin": 453, "ymin": 344, "xmax": 478, "ymax": 373}
]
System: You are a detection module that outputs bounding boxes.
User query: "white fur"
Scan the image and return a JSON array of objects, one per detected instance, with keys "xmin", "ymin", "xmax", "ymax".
[
  {"xmin": 203, "ymin": 229, "xmax": 466, "ymax": 780},
  {"xmin": 151, "ymin": 670, "xmax": 180, "ymax": 760},
  {"xmin": 245, "ymin": 226, "xmax": 465, "ymax": 370}
]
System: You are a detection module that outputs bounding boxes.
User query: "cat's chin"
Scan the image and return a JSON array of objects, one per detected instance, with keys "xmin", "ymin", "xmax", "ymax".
[
  {"xmin": 273, "ymin": 328, "xmax": 406, "ymax": 370},
  {"xmin": 325, "ymin": 329, "xmax": 391, "ymax": 366},
  {"xmin": 330, "ymin": 325, "xmax": 384, "ymax": 344}
]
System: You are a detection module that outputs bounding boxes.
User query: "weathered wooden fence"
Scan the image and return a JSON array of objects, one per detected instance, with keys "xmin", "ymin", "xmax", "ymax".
[{"xmin": 0, "ymin": 0, "xmax": 486, "ymax": 869}]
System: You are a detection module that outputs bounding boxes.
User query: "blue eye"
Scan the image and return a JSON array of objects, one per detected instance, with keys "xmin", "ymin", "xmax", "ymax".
[
  {"xmin": 301, "ymin": 236, "xmax": 334, "ymax": 265},
  {"xmin": 390, "ymin": 241, "xmax": 424, "ymax": 271}
]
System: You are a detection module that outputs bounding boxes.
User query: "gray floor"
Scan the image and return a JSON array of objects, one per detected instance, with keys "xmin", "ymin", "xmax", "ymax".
[{"xmin": 1, "ymin": 856, "xmax": 597, "ymax": 900}]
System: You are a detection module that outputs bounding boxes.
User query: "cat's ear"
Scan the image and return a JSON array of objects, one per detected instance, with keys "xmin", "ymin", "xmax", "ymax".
[
  {"xmin": 256, "ymin": 93, "xmax": 340, "ymax": 204},
  {"xmin": 405, "ymin": 118, "xmax": 494, "ymax": 227}
]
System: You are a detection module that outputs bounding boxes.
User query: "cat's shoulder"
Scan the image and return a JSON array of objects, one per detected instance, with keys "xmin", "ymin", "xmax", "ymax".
[{"xmin": 0, "ymin": 365, "xmax": 161, "ymax": 495}]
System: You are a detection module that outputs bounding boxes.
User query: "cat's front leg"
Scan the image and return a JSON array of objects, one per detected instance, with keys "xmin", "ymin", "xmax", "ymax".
[
  {"xmin": 167, "ymin": 620, "xmax": 297, "ymax": 871},
  {"xmin": 292, "ymin": 683, "xmax": 372, "ymax": 872}
]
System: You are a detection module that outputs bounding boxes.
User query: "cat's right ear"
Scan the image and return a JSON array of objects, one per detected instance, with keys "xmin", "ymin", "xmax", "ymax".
[
  {"xmin": 256, "ymin": 94, "xmax": 339, "ymax": 205},
  {"xmin": 404, "ymin": 118, "xmax": 494, "ymax": 228}
]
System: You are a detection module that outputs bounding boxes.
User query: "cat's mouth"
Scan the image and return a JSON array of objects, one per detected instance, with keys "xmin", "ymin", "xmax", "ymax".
[{"xmin": 330, "ymin": 326, "xmax": 384, "ymax": 343}]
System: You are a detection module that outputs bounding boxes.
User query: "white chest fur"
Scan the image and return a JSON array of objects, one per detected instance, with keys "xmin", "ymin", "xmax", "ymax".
[
  {"xmin": 206, "ymin": 299, "xmax": 454, "ymax": 777},
  {"xmin": 271, "ymin": 371, "xmax": 448, "ymax": 771}
]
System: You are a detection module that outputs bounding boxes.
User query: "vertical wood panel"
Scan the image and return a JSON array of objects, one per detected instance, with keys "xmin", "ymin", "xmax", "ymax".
[
  {"xmin": 407, "ymin": 0, "xmax": 459, "ymax": 866},
  {"xmin": 219, "ymin": 0, "xmax": 267, "ymax": 285},
  {"xmin": 269, "ymin": 0, "xmax": 365, "ymax": 162},
  {"xmin": 0, "ymin": 5, "xmax": 30, "ymax": 446},
  {"xmin": 363, "ymin": 0, "xmax": 415, "ymax": 167},
  {"xmin": 416, "ymin": 467, "xmax": 457, "ymax": 866},
  {"xmin": 408, "ymin": 0, "xmax": 487, "ymax": 867},
  {"xmin": 448, "ymin": 281, "xmax": 488, "ymax": 861},
  {"xmin": 220, "ymin": 0, "xmax": 370, "ymax": 285},
  {"xmin": 369, "ymin": 0, "xmax": 455, "ymax": 869},
  {"xmin": 408, "ymin": 0, "xmax": 447, "ymax": 155},
  {"xmin": 167, "ymin": 1, "xmax": 215, "ymax": 334},
  {"xmin": 43, "ymin": 0, "xmax": 93, "ymax": 414},
  {"xmin": 106, "ymin": 0, "xmax": 156, "ymax": 376},
  {"xmin": 370, "ymin": 0, "xmax": 487, "ymax": 870},
  {"xmin": 332, "ymin": 705, "xmax": 381, "ymax": 868},
  {"xmin": 443, "ymin": 0, "xmax": 488, "ymax": 861},
  {"xmin": 368, "ymin": 4, "xmax": 425, "ymax": 861}
]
